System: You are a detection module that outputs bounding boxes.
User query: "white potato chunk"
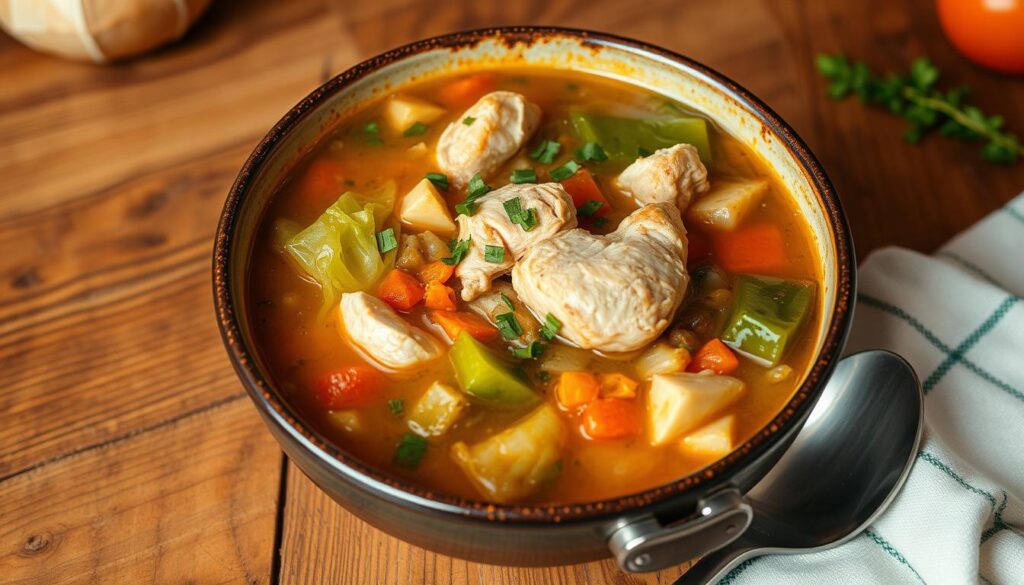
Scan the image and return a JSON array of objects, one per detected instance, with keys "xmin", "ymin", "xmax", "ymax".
[
  {"xmin": 686, "ymin": 178, "xmax": 769, "ymax": 231},
  {"xmin": 451, "ymin": 404, "xmax": 566, "ymax": 503},
  {"xmin": 647, "ymin": 373, "xmax": 744, "ymax": 446},
  {"xmin": 385, "ymin": 94, "xmax": 446, "ymax": 132},
  {"xmin": 408, "ymin": 381, "xmax": 469, "ymax": 438},
  {"xmin": 399, "ymin": 178, "xmax": 456, "ymax": 235},
  {"xmin": 680, "ymin": 414, "xmax": 736, "ymax": 458}
]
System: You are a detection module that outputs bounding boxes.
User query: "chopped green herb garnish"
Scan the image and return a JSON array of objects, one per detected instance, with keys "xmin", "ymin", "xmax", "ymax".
[
  {"xmin": 577, "ymin": 200, "xmax": 604, "ymax": 217},
  {"xmin": 483, "ymin": 245, "xmax": 506, "ymax": 264},
  {"xmin": 441, "ymin": 237, "xmax": 471, "ymax": 266},
  {"xmin": 403, "ymin": 122, "xmax": 429, "ymax": 137},
  {"xmin": 512, "ymin": 341, "xmax": 546, "ymax": 359},
  {"xmin": 537, "ymin": 370, "xmax": 552, "ymax": 382},
  {"xmin": 577, "ymin": 142, "xmax": 608, "ymax": 162},
  {"xmin": 393, "ymin": 432, "xmax": 427, "ymax": 469},
  {"xmin": 462, "ymin": 116, "xmax": 476, "ymax": 125},
  {"xmin": 387, "ymin": 399, "xmax": 404, "ymax": 416},
  {"xmin": 530, "ymin": 140, "xmax": 561, "ymax": 164},
  {"xmin": 550, "ymin": 160, "xmax": 581, "ymax": 181},
  {"xmin": 637, "ymin": 147, "xmax": 653, "ymax": 158},
  {"xmin": 364, "ymin": 121, "xmax": 382, "ymax": 145},
  {"xmin": 425, "ymin": 172, "xmax": 449, "ymax": 191},
  {"xmin": 500, "ymin": 293, "xmax": 515, "ymax": 311},
  {"xmin": 539, "ymin": 313, "xmax": 562, "ymax": 340},
  {"xmin": 376, "ymin": 228, "xmax": 398, "ymax": 253},
  {"xmin": 510, "ymin": 168, "xmax": 537, "ymax": 184},
  {"xmin": 495, "ymin": 312, "xmax": 523, "ymax": 340},
  {"xmin": 502, "ymin": 197, "xmax": 539, "ymax": 231},
  {"xmin": 467, "ymin": 173, "xmax": 491, "ymax": 199}
]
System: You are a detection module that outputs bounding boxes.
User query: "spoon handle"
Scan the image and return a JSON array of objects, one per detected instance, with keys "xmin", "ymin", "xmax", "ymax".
[{"xmin": 673, "ymin": 542, "xmax": 758, "ymax": 585}]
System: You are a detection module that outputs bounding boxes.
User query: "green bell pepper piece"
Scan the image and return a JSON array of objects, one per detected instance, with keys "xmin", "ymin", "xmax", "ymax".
[
  {"xmin": 449, "ymin": 332, "xmax": 538, "ymax": 407},
  {"xmin": 720, "ymin": 275, "xmax": 816, "ymax": 367},
  {"xmin": 568, "ymin": 108, "xmax": 711, "ymax": 164}
]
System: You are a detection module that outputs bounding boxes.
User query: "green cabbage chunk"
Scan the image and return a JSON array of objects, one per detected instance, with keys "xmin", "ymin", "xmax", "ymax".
[{"xmin": 281, "ymin": 182, "xmax": 397, "ymax": 315}]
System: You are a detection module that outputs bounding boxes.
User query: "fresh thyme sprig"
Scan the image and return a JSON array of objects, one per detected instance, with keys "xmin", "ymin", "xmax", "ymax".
[{"xmin": 816, "ymin": 54, "xmax": 1024, "ymax": 164}]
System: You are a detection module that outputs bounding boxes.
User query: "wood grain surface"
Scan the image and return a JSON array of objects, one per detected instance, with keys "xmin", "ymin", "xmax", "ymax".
[{"xmin": 0, "ymin": 0, "xmax": 1021, "ymax": 583}]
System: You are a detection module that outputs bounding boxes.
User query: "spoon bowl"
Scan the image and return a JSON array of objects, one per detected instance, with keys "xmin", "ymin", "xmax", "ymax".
[{"xmin": 676, "ymin": 350, "xmax": 923, "ymax": 584}]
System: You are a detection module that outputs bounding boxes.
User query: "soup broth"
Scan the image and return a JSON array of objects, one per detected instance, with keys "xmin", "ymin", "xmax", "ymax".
[{"xmin": 248, "ymin": 69, "xmax": 821, "ymax": 503}]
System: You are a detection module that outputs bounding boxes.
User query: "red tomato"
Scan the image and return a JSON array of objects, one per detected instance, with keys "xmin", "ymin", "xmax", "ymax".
[
  {"xmin": 937, "ymin": 0, "xmax": 1024, "ymax": 74},
  {"xmin": 314, "ymin": 366, "xmax": 385, "ymax": 410}
]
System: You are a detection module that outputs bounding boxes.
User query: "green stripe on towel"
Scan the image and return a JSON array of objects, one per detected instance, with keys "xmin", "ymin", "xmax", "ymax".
[{"xmin": 864, "ymin": 529, "xmax": 927, "ymax": 584}]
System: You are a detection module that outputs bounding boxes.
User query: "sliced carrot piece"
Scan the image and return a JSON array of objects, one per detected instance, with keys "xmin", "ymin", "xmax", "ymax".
[
  {"xmin": 295, "ymin": 158, "xmax": 345, "ymax": 204},
  {"xmin": 436, "ymin": 73, "xmax": 498, "ymax": 109},
  {"xmin": 687, "ymin": 338, "xmax": 740, "ymax": 375},
  {"xmin": 419, "ymin": 261, "xmax": 455, "ymax": 284},
  {"xmin": 423, "ymin": 283, "xmax": 458, "ymax": 311},
  {"xmin": 712, "ymin": 224, "xmax": 787, "ymax": 274},
  {"xmin": 581, "ymin": 399, "xmax": 640, "ymax": 440},
  {"xmin": 376, "ymin": 269, "xmax": 424, "ymax": 311},
  {"xmin": 556, "ymin": 371, "xmax": 601, "ymax": 409},
  {"xmin": 431, "ymin": 310, "xmax": 499, "ymax": 342},
  {"xmin": 560, "ymin": 168, "xmax": 610, "ymax": 217}
]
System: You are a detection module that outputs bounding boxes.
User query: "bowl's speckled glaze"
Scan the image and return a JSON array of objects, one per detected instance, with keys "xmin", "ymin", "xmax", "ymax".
[{"xmin": 213, "ymin": 27, "xmax": 855, "ymax": 567}]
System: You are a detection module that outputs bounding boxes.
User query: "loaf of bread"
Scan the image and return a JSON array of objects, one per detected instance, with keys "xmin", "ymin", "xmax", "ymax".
[{"xmin": 0, "ymin": 0, "xmax": 212, "ymax": 63}]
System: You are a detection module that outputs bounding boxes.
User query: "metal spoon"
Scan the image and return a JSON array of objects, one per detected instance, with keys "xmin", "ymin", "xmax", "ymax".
[{"xmin": 675, "ymin": 350, "xmax": 923, "ymax": 585}]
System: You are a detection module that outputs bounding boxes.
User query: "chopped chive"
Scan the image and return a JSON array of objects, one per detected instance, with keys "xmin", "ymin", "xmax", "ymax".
[
  {"xmin": 550, "ymin": 160, "xmax": 581, "ymax": 181},
  {"xmin": 403, "ymin": 122, "xmax": 429, "ymax": 137},
  {"xmin": 539, "ymin": 313, "xmax": 562, "ymax": 340},
  {"xmin": 577, "ymin": 200, "xmax": 604, "ymax": 217},
  {"xmin": 521, "ymin": 208, "xmax": 539, "ymax": 230},
  {"xmin": 577, "ymin": 142, "xmax": 608, "ymax": 162},
  {"xmin": 387, "ymin": 399, "xmax": 404, "ymax": 416},
  {"xmin": 500, "ymin": 293, "xmax": 515, "ymax": 311},
  {"xmin": 512, "ymin": 341, "xmax": 546, "ymax": 359},
  {"xmin": 392, "ymin": 433, "xmax": 427, "ymax": 469},
  {"xmin": 462, "ymin": 116, "xmax": 476, "ymax": 126},
  {"xmin": 495, "ymin": 312, "xmax": 523, "ymax": 340},
  {"xmin": 364, "ymin": 121, "xmax": 382, "ymax": 145},
  {"xmin": 483, "ymin": 245, "xmax": 506, "ymax": 264},
  {"xmin": 510, "ymin": 168, "xmax": 537, "ymax": 184},
  {"xmin": 425, "ymin": 172, "xmax": 449, "ymax": 191},
  {"xmin": 529, "ymin": 140, "xmax": 561, "ymax": 164},
  {"xmin": 376, "ymin": 228, "xmax": 398, "ymax": 253},
  {"xmin": 441, "ymin": 237, "xmax": 471, "ymax": 266},
  {"xmin": 467, "ymin": 173, "xmax": 491, "ymax": 199},
  {"xmin": 637, "ymin": 147, "xmax": 653, "ymax": 158},
  {"xmin": 502, "ymin": 197, "xmax": 539, "ymax": 231}
]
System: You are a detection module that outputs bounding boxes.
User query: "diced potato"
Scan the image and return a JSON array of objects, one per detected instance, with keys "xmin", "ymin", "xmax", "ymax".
[
  {"xmin": 680, "ymin": 415, "xmax": 735, "ymax": 458},
  {"xmin": 407, "ymin": 381, "xmax": 468, "ymax": 437},
  {"xmin": 399, "ymin": 178, "xmax": 457, "ymax": 235},
  {"xmin": 451, "ymin": 404, "xmax": 566, "ymax": 502},
  {"xmin": 647, "ymin": 373, "xmax": 744, "ymax": 445},
  {"xmin": 385, "ymin": 94, "xmax": 446, "ymax": 132},
  {"xmin": 407, "ymin": 142, "xmax": 428, "ymax": 156},
  {"xmin": 686, "ymin": 178, "xmax": 768, "ymax": 231},
  {"xmin": 636, "ymin": 342, "xmax": 691, "ymax": 379},
  {"xmin": 327, "ymin": 410, "xmax": 362, "ymax": 433}
]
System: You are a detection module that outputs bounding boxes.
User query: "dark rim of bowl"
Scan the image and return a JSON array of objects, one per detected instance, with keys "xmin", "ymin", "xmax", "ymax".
[{"xmin": 213, "ymin": 26, "xmax": 856, "ymax": 524}]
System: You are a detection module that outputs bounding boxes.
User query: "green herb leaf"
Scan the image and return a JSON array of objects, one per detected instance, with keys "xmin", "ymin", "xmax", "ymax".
[
  {"xmin": 425, "ymin": 172, "xmax": 449, "ymax": 191},
  {"xmin": 510, "ymin": 168, "xmax": 537, "ymax": 184},
  {"xmin": 376, "ymin": 228, "xmax": 398, "ymax": 253},
  {"xmin": 483, "ymin": 244, "xmax": 506, "ymax": 264},
  {"xmin": 539, "ymin": 313, "xmax": 562, "ymax": 341},
  {"xmin": 441, "ymin": 237, "xmax": 471, "ymax": 266},
  {"xmin": 500, "ymin": 293, "xmax": 515, "ymax": 311},
  {"xmin": 502, "ymin": 197, "xmax": 539, "ymax": 231},
  {"xmin": 364, "ymin": 121, "xmax": 382, "ymax": 145},
  {"xmin": 462, "ymin": 116, "xmax": 476, "ymax": 126},
  {"xmin": 387, "ymin": 399, "xmax": 404, "ymax": 416},
  {"xmin": 495, "ymin": 312, "xmax": 523, "ymax": 340},
  {"xmin": 577, "ymin": 200, "xmax": 604, "ymax": 217},
  {"xmin": 530, "ymin": 140, "xmax": 561, "ymax": 164},
  {"xmin": 454, "ymin": 172, "xmax": 493, "ymax": 215},
  {"xmin": 512, "ymin": 341, "xmax": 546, "ymax": 359},
  {"xmin": 577, "ymin": 142, "xmax": 608, "ymax": 162},
  {"xmin": 393, "ymin": 433, "xmax": 427, "ymax": 469},
  {"xmin": 550, "ymin": 160, "xmax": 581, "ymax": 181},
  {"xmin": 403, "ymin": 122, "xmax": 429, "ymax": 137}
]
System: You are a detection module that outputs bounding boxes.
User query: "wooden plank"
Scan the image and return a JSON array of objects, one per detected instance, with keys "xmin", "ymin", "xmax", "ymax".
[
  {"xmin": 0, "ymin": 398, "xmax": 282, "ymax": 585},
  {"xmin": 279, "ymin": 461, "xmax": 687, "ymax": 585}
]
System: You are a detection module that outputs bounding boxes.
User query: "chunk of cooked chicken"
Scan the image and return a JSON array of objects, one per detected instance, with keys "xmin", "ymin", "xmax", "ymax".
[
  {"xmin": 512, "ymin": 203, "xmax": 689, "ymax": 353},
  {"xmin": 339, "ymin": 291, "xmax": 444, "ymax": 370},
  {"xmin": 467, "ymin": 281, "xmax": 542, "ymax": 346},
  {"xmin": 614, "ymin": 143, "xmax": 709, "ymax": 211},
  {"xmin": 436, "ymin": 91, "xmax": 541, "ymax": 188},
  {"xmin": 455, "ymin": 182, "xmax": 577, "ymax": 301}
]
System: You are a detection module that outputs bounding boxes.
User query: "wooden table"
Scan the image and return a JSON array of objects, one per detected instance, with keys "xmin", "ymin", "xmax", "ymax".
[{"xmin": 1, "ymin": 1, "xmax": 1021, "ymax": 583}]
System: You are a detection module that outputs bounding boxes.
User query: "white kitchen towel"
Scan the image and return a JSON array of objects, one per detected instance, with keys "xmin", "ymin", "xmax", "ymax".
[{"xmin": 717, "ymin": 195, "xmax": 1024, "ymax": 585}]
